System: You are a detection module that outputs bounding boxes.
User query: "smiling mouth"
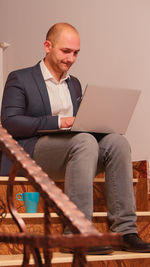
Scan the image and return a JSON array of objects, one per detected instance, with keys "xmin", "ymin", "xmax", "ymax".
[{"xmin": 62, "ymin": 62, "xmax": 72, "ymax": 68}]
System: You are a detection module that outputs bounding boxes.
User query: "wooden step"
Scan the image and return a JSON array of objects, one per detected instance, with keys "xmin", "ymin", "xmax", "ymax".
[
  {"xmin": 0, "ymin": 251, "xmax": 150, "ymax": 266},
  {"xmin": 4, "ymin": 211, "xmax": 150, "ymax": 219},
  {"xmin": 1, "ymin": 211, "xmax": 149, "ymax": 258},
  {"xmin": 0, "ymin": 176, "xmax": 139, "ymax": 215},
  {"xmin": 0, "ymin": 176, "xmax": 138, "ymax": 183}
]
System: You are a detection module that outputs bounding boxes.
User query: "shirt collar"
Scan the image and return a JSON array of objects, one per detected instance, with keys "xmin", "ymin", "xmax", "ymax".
[{"xmin": 40, "ymin": 59, "xmax": 70, "ymax": 84}]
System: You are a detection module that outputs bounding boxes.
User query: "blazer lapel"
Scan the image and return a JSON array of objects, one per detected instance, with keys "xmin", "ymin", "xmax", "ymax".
[
  {"xmin": 66, "ymin": 78, "xmax": 79, "ymax": 116},
  {"xmin": 31, "ymin": 62, "xmax": 52, "ymax": 115}
]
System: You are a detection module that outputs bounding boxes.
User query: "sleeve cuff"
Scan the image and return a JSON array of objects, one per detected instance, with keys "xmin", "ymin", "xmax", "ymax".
[{"xmin": 58, "ymin": 115, "xmax": 61, "ymax": 128}]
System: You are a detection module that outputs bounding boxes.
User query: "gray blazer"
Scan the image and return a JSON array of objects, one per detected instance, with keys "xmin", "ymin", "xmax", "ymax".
[{"xmin": 1, "ymin": 62, "xmax": 82, "ymax": 175}]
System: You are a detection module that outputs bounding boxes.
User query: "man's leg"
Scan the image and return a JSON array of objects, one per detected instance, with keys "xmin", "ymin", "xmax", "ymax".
[
  {"xmin": 97, "ymin": 133, "xmax": 137, "ymax": 234},
  {"xmin": 33, "ymin": 132, "xmax": 99, "ymax": 220},
  {"xmin": 97, "ymin": 133, "xmax": 150, "ymax": 252},
  {"xmin": 33, "ymin": 132, "xmax": 114, "ymax": 254}
]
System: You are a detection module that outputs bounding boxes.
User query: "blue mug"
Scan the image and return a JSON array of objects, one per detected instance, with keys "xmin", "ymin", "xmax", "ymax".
[{"xmin": 16, "ymin": 192, "xmax": 40, "ymax": 213}]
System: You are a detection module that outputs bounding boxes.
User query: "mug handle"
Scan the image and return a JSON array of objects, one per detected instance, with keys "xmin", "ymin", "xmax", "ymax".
[{"xmin": 16, "ymin": 193, "xmax": 23, "ymax": 201}]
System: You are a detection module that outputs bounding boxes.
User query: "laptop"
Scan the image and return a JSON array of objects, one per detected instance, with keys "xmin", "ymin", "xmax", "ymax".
[{"xmin": 38, "ymin": 85, "xmax": 141, "ymax": 135}]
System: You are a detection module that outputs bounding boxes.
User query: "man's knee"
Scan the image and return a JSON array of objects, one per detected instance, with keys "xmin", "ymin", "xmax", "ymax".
[
  {"xmin": 71, "ymin": 133, "xmax": 99, "ymax": 154},
  {"xmin": 100, "ymin": 133, "xmax": 131, "ymax": 154}
]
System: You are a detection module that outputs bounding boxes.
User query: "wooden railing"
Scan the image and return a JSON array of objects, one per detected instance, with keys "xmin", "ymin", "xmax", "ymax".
[{"xmin": 0, "ymin": 123, "xmax": 122, "ymax": 266}]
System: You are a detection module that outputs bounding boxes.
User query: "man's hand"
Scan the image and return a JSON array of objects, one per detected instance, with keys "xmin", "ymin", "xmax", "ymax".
[{"xmin": 60, "ymin": 117, "xmax": 75, "ymax": 128}]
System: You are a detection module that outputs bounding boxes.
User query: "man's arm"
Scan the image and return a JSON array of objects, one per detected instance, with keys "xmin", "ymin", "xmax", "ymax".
[
  {"xmin": 1, "ymin": 71, "xmax": 82, "ymax": 138},
  {"xmin": 1, "ymin": 71, "xmax": 60, "ymax": 138}
]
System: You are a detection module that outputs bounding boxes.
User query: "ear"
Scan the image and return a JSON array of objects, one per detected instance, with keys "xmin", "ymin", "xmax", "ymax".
[{"xmin": 44, "ymin": 40, "xmax": 52, "ymax": 53}]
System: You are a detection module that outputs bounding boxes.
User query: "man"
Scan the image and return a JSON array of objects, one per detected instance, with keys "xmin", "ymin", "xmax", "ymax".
[{"xmin": 1, "ymin": 23, "xmax": 150, "ymax": 254}]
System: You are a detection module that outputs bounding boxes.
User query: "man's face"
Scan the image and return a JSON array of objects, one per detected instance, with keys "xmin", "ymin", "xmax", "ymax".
[{"xmin": 45, "ymin": 29, "xmax": 80, "ymax": 76}]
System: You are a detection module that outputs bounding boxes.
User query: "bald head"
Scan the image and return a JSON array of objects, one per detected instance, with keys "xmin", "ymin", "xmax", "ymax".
[{"xmin": 46, "ymin": 23, "xmax": 79, "ymax": 46}]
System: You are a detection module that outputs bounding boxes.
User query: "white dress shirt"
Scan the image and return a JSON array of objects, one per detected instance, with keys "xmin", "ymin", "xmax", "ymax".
[{"xmin": 40, "ymin": 60, "xmax": 73, "ymax": 127}]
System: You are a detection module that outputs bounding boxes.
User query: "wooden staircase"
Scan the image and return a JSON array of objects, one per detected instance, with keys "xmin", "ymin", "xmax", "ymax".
[
  {"xmin": 0, "ymin": 160, "xmax": 150, "ymax": 266},
  {"xmin": 0, "ymin": 123, "xmax": 150, "ymax": 266}
]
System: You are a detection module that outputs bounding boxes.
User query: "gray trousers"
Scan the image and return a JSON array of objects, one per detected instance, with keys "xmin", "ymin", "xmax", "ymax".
[{"xmin": 33, "ymin": 132, "xmax": 137, "ymax": 235}]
